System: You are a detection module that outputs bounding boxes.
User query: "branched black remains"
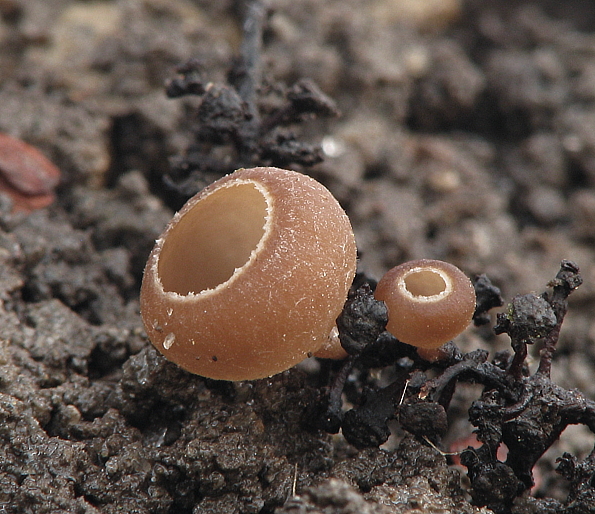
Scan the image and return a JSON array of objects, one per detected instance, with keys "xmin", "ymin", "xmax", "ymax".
[
  {"xmin": 306, "ymin": 261, "xmax": 595, "ymax": 513},
  {"xmin": 164, "ymin": 0, "xmax": 339, "ymax": 197},
  {"xmin": 161, "ymin": 3, "xmax": 595, "ymax": 511}
]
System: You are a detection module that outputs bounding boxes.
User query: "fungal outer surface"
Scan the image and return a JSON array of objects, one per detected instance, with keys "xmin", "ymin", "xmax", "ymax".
[
  {"xmin": 140, "ymin": 167, "xmax": 357, "ymax": 381},
  {"xmin": 374, "ymin": 259, "xmax": 476, "ymax": 349}
]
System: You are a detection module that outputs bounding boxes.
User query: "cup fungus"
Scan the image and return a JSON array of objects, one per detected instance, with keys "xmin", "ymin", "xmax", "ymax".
[
  {"xmin": 140, "ymin": 167, "xmax": 357, "ymax": 381},
  {"xmin": 374, "ymin": 259, "xmax": 475, "ymax": 349}
]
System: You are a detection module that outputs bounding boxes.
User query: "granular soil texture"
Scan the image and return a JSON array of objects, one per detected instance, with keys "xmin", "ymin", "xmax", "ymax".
[{"xmin": 1, "ymin": 1, "xmax": 595, "ymax": 513}]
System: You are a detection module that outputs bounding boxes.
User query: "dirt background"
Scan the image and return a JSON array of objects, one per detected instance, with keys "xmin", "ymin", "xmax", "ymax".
[{"xmin": 1, "ymin": 0, "xmax": 595, "ymax": 513}]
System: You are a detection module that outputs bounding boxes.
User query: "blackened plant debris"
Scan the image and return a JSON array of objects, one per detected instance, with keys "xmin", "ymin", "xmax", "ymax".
[
  {"xmin": 556, "ymin": 450, "xmax": 595, "ymax": 512},
  {"xmin": 495, "ymin": 293, "xmax": 557, "ymax": 350},
  {"xmin": 460, "ymin": 444, "xmax": 521, "ymax": 511},
  {"xmin": 473, "ymin": 273, "xmax": 504, "ymax": 326},
  {"xmin": 398, "ymin": 400, "xmax": 448, "ymax": 440},
  {"xmin": 342, "ymin": 377, "xmax": 408, "ymax": 449},
  {"xmin": 259, "ymin": 126, "xmax": 325, "ymax": 168},
  {"xmin": 165, "ymin": 57, "xmax": 206, "ymax": 98},
  {"xmin": 303, "ymin": 283, "xmax": 406, "ymax": 443},
  {"xmin": 494, "ymin": 292, "xmax": 557, "ymax": 380},
  {"xmin": 309, "ymin": 261, "xmax": 595, "ymax": 513},
  {"xmin": 538, "ymin": 259, "xmax": 583, "ymax": 377},
  {"xmin": 303, "ymin": 355, "xmax": 356, "ymax": 435},
  {"xmin": 449, "ymin": 261, "xmax": 594, "ymax": 512},
  {"xmin": 163, "ymin": 0, "xmax": 339, "ymax": 199},
  {"xmin": 336, "ymin": 283, "xmax": 388, "ymax": 356}
]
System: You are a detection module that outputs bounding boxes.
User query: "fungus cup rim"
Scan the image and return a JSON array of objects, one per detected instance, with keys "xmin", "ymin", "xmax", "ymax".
[
  {"xmin": 152, "ymin": 178, "xmax": 273, "ymax": 301},
  {"xmin": 398, "ymin": 266, "xmax": 452, "ymax": 303}
]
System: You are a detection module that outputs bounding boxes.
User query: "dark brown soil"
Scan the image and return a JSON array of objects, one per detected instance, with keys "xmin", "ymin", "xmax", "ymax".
[{"xmin": 1, "ymin": 1, "xmax": 595, "ymax": 513}]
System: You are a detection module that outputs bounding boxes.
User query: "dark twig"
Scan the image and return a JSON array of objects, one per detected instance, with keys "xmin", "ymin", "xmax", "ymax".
[
  {"xmin": 506, "ymin": 339, "xmax": 527, "ymax": 381},
  {"xmin": 325, "ymin": 355, "xmax": 357, "ymax": 431},
  {"xmin": 342, "ymin": 375, "xmax": 408, "ymax": 449},
  {"xmin": 307, "ymin": 261, "xmax": 595, "ymax": 511},
  {"xmin": 302, "ymin": 356, "xmax": 356, "ymax": 434},
  {"xmin": 473, "ymin": 274, "xmax": 504, "ymax": 326},
  {"xmin": 234, "ymin": 0, "xmax": 265, "ymax": 110},
  {"xmin": 423, "ymin": 349, "xmax": 489, "ymax": 404},
  {"xmin": 163, "ymin": 0, "xmax": 339, "ymax": 199},
  {"xmin": 230, "ymin": 0, "xmax": 266, "ymax": 161},
  {"xmin": 536, "ymin": 260, "xmax": 582, "ymax": 377}
]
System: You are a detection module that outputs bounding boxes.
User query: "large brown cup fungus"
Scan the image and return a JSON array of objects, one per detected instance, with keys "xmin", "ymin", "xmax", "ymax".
[
  {"xmin": 374, "ymin": 259, "xmax": 476, "ymax": 350},
  {"xmin": 140, "ymin": 167, "xmax": 357, "ymax": 381}
]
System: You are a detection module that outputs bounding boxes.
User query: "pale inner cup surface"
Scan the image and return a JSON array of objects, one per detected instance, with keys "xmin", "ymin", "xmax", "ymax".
[
  {"xmin": 404, "ymin": 269, "xmax": 448, "ymax": 297},
  {"xmin": 158, "ymin": 182, "xmax": 268, "ymax": 295}
]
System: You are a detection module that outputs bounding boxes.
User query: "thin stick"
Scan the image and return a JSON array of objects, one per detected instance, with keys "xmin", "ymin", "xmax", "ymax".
[{"xmin": 291, "ymin": 463, "xmax": 298, "ymax": 497}]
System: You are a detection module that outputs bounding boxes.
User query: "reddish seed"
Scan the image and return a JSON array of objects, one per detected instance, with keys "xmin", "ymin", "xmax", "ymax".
[{"xmin": 0, "ymin": 132, "xmax": 61, "ymax": 212}]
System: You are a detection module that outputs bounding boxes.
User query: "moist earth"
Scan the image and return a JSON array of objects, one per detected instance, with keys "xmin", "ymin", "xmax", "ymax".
[{"xmin": 1, "ymin": 1, "xmax": 595, "ymax": 513}]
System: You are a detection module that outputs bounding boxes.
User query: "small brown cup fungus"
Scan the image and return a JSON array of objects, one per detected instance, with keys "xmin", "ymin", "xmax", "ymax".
[
  {"xmin": 374, "ymin": 259, "xmax": 475, "ymax": 350},
  {"xmin": 140, "ymin": 167, "xmax": 357, "ymax": 381}
]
